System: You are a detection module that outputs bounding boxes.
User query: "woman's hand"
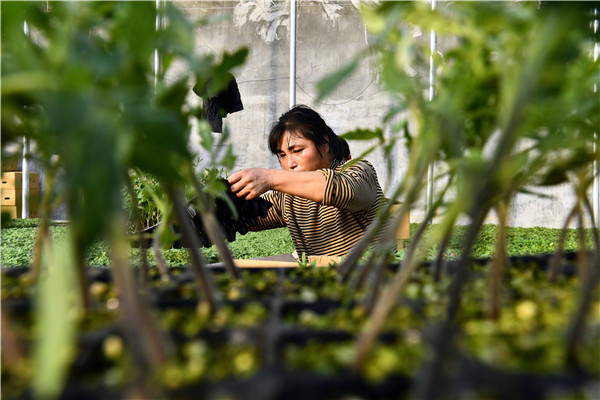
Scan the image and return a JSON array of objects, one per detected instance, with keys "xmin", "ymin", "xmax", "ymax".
[{"xmin": 228, "ymin": 168, "xmax": 273, "ymax": 200}]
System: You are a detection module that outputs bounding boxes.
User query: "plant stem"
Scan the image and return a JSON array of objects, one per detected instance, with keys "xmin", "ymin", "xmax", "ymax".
[
  {"xmin": 187, "ymin": 172, "xmax": 240, "ymax": 280},
  {"xmin": 340, "ymin": 194, "xmax": 412, "ymax": 282},
  {"xmin": 74, "ymin": 244, "xmax": 91, "ymax": 313},
  {"xmin": 353, "ymin": 248, "xmax": 423, "ymax": 370},
  {"xmin": 30, "ymin": 166, "xmax": 58, "ymax": 283},
  {"xmin": 152, "ymin": 231, "xmax": 171, "ymax": 282},
  {"xmin": 414, "ymin": 181, "xmax": 452, "ymax": 281},
  {"xmin": 350, "ymin": 138, "xmax": 441, "ymax": 369},
  {"xmin": 363, "ymin": 257, "xmax": 388, "ymax": 314},
  {"xmin": 202, "ymin": 210, "xmax": 240, "ymax": 280},
  {"xmin": 433, "ymin": 233, "xmax": 451, "ymax": 282},
  {"xmin": 0, "ymin": 301, "xmax": 23, "ymax": 368},
  {"xmin": 565, "ymin": 249, "xmax": 600, "ymax": 369},
  {"xmin": 550, "ymin": 203, "xmax": 578, "ymax": 281},
  {"xmin": 581, "ymin": 194, "xmax": 600, "ymax": 253},
  {"xmin": 349, "ymin": 252, "xmax": 377, "ymax": 293},
  {"xmin": 170, "ymin": 187, "xmax": 221, "ymax": 313},
  {"xmin": 125, "ymin": 177, "xmax": 150, "ymax": 286},
  {"xmin": 576, "ymin": 206, "xmax": 589, "ymax": 283},
  {"xmin": 338, "ymin": 148, "xmax": 428, "ymax": 281},
  {"xmin": 406, "ymin": 209, "xmax": 433, "ymax": 263},
  {"xmin": 109, "ymin": 218, "xmax": 169, "ymax": 394},
  {"xmin": 489, "ymin": 201, "xmax": 508, "ymax": 320},
  {"xmin": 338, "ymin": 209, "xmax": 386, "ymax": 282},
  {"xmin": 416, "ymin": 206, "xmax": 489, "ymax": 399}
]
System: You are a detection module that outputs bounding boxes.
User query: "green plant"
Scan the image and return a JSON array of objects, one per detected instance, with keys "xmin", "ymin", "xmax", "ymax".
[
  {"xmin": 297, "ymin": 252, "xmax": 317, "ymax": 268},
  {"xmin": 2, "ymin": 1, "xmax": 248, "ymax": 396},
  {"xmin": 317, "ymin": 2, "xmax": 599, "ymax": 397},
  {"xmin": 123, "ymin": 171, "xmax": 163, "ymax": 231}
]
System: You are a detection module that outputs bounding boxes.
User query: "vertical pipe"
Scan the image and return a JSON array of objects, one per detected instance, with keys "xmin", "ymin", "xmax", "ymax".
[
  {"xmin": 428, "ymin": 0, "xmax": 437, "ymax": 102},
  {"xmin": 289, "ymin": 0, "xmax": 297, "ymax": 108},
  {"xmin": 154, "ymin": 0, "xmax": 164, "ymax": 88},
  {"xmin": 22, "ymin": 139, "xmax": 30, "ymax": 219},
  {"xmin": 426, "ymin": 0, "xmax": 437, "ymax": 222},
  {"xmin": 22, "ymin": 21, "xmax": 31, "ymax": 219},
  {"xmin": 593, "ymin": 8, "xmax": 599, "ymax": 228}
]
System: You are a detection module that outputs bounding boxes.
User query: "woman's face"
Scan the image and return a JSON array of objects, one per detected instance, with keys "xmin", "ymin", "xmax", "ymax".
[{"xmin": 277, "ymin": 131, "xmax": 330, "ymax": 171}]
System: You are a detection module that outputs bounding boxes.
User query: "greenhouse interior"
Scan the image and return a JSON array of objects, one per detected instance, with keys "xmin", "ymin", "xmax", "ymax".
[{"xmin": 1, "ymin": 1, "xmax": 599, "ymax": 399}]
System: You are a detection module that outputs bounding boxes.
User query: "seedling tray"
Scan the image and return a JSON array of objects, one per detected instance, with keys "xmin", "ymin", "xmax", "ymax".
[{"xmin": 1, "ymin": 252, "xmax": 597, "ymax": 400}]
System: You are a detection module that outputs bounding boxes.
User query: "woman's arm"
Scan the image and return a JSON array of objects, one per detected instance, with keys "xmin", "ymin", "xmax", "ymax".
[
  {"xmin": 321, "ymin": 160, "xmax": 379, "ymax": 212},
  {"xmin": 228, "ymin": 168, "xmax": 326, "ymax": 202}
]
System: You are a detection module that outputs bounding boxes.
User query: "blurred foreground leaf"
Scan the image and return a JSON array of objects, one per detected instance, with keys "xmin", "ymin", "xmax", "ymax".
[{"xmin": 32, "ymin": 233, "xmax": 78, "ymax": 399}]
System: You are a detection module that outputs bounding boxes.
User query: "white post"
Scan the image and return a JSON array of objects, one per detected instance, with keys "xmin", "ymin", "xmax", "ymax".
[
  {"xmin": 289, "ymin": 0, "xmax": 297, "ymax": 108},
  {"xmin": 426, "ymin": 0, "xmax": 437, "ymax": 221},
  {"xmin": 593, "ymin": 7, "xmax": 599, "ymax": 228},
  {"xmin": 22, "ymin": 21, "xmax": 31, "ymax": 219},
  {"xmin": 154, "ymin": 0, "xmax": 164, "ymax": 88},
  {"xmin": 22, "ymin": 138, "xmax": 30, "ymax": 219}
]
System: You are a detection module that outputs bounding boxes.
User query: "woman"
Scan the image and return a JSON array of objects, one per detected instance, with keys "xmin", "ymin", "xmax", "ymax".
[{"xmin": 228, "ymin": 105, "xmax": 385, "ymax": 257}]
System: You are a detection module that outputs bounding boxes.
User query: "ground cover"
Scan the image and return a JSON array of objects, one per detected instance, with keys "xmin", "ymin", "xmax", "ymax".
[{"xmin": 1, "ymin": 219, "xmax": 594, "ymax": 268}]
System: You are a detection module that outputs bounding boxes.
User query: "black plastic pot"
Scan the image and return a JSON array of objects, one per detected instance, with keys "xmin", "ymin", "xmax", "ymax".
[{"xmin": 1, "ymin": 251, "xmax": 596, "ymax": 400}]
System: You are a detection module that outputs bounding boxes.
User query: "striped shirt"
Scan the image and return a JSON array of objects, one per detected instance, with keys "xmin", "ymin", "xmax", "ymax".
[{"xmin": 252, "ymin": 159, "xmax": 386, "ymax": 256}]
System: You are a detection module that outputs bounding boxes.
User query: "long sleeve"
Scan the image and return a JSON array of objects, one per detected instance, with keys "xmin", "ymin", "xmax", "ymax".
[{"xmin": 320, "ymin": 160, "xmax": 380, "ymax": 213}]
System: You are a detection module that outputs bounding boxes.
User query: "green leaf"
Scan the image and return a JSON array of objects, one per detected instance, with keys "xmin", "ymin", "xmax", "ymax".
[
  {"xmin": 316, "ymin": 59, "xmax": 359, "ymax": 101},
  {"xmin": 109, "ymin": 2, "xmax": 157, "ymax": 70},
  {"xmin": 156, "ymin": 77, "xmax": 191, "ymax": 114},
  {"xmin": 340, "ymin": 128, "xmax": 383, "ymax": 142},
  {"xmin": 380, "ymin": 51, "xmax": 414, "ymax": 94},
  {"xmin": 219, "ymin": 145, "xmax": 236, "ymax": 171},
  {"xmin": 340, "ymin": 144, "xmax": 379, "ymax": 171},
  {"xmin": 160, "ymin": 3, "xmax": 196, "ymax": 58},
  {"xmin": 360, "ymin": 4, "xmax": 386, "ymax": 34},
  {"xmin": 198, "ymin": 120, "xmax": 214, "ymax": 152},
  {"xmin": 1, "ymin": 71, "xmax": 53, "ymax": 97},
  {"xmin": 204, "ymin": 48, "xmax": 249, "ymax": 97}
]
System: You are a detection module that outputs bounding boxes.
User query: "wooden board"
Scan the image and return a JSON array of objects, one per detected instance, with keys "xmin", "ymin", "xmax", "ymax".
[{"xmin": 207, "ymin": 254, "xmax": 342, "ymax": 268}]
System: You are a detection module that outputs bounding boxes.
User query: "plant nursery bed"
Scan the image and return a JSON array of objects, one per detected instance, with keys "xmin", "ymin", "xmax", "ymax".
[{"xmin": 1, "ymin": 252, "xmax": 598, "ymax": 400}]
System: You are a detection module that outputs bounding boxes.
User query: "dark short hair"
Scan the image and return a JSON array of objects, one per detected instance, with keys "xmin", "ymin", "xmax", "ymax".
[{"xmin": 268, "ymin": 105, "xmax": 346, "ymax": 163}]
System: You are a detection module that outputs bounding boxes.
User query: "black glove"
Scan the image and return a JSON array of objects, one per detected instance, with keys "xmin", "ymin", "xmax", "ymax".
[{"xmin": 186, "ymin": 179, "xmax": 272, "ymax": 248}]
